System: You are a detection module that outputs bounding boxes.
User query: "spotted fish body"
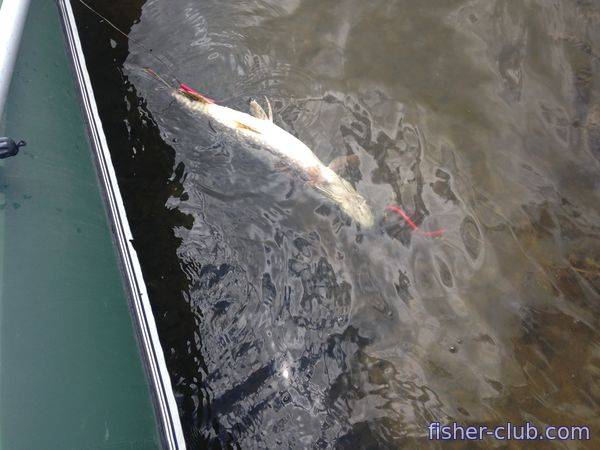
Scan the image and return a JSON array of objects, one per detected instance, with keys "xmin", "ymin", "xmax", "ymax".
[{"xmin": 174, "ymin": 85, "xmax": 374, "ymax": 228}]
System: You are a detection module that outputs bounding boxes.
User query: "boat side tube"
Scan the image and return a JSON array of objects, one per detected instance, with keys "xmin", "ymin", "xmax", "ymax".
[
  {"xmin": 0, "ymin": 0, "xmax": 32, "ymax": 114},
  {"xmin": 0, "ymin": 0, "xmax": 32, "ymax": 157}
]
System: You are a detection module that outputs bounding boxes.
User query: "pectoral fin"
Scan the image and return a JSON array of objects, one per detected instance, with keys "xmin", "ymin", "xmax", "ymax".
[
  {"xmin": 248, "ymin": 97, "xmax": 273, "ymax": 122},
  {"xmin": 328, "ymin": 154, "xmax": 360, "ymax": 173},
  {"xmin": 249, "ymin": 99, "xmax": 269, "ymax": 120},
  {"xmin": 264, "ymin": 96, "xmax": 273, "ymax": 121}
]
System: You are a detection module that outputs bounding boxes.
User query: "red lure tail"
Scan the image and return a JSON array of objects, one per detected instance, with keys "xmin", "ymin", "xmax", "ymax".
[{"xmin": 385, "ymin": 205, "xmax": 445, "ymax": 238}]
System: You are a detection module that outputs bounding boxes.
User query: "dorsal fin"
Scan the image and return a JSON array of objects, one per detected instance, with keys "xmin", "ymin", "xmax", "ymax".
[
  {"xmin": 248, "ymin": 97, "xmax": 273, "ymax": 122},
  {"xmin": 249, "ymin": 99, "xmax": 269, "ymax": 120}
]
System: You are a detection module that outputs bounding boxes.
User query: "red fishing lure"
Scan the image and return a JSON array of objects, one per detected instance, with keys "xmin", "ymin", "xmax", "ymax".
[
  {"xmin": 178, "ymin": 83, "xmax": 216, "ymax": 104},
  {"xmin": 385, "ymin": 205, "xmax": 445, "ymax": 238}
]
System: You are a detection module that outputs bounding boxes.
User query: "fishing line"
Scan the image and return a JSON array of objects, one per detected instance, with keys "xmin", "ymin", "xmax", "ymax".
[
  {"xmin": 77, "ymin": 1, "xmax": 444, "ymax": 235},
  {"xmin": 75, "ymin": 0, "xmax": 235, "ymax": 104},
  {"xmin": 75, "ymin": 0, "xmax": 182, "ymax": 86}
]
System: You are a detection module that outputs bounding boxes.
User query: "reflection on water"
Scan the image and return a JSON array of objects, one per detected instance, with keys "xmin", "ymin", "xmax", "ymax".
[{"xmin": 75, "ymin": 0, "xmax": 600, "ymax": 447}]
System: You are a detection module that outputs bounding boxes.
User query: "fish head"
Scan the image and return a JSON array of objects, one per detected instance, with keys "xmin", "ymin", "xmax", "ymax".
[{"xmin": 177, "ymin": 83, "xmax": 215, "ymax": 104}]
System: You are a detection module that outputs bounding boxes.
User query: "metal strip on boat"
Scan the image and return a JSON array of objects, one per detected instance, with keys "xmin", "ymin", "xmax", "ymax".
[{"xmin": 56, "ymin": 1, "xmax": 186, "ymax": 448}]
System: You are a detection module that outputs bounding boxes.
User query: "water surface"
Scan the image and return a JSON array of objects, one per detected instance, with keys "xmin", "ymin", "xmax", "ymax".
[{"xmin": 75, "ymin": 0, "xmax": 600, "ymax": 448}]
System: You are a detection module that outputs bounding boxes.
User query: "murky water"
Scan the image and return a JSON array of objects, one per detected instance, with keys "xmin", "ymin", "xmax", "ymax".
[{"xmin": 74, "ymin": 0, "xmax": 600, "ymax": 448}]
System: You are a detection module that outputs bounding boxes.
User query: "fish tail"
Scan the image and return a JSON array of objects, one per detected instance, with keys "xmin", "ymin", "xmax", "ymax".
[{"xmin": 313, "ymin": 176, "xmax": 374, "ymax": 228}]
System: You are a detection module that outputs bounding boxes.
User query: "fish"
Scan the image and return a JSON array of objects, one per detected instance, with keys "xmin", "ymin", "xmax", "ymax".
[
  {"xmin": 173, "ymin": 82, "xmax": 375, "ymax": 228},
  {"xmin": 73, "ymin": 2, "xmax": 442, "ymax": 237}
]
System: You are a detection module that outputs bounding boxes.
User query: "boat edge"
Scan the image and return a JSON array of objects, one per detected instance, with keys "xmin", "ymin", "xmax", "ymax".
[{"xmin": 55, "ymin": 1, "xmax": 186, "ymax": 448}]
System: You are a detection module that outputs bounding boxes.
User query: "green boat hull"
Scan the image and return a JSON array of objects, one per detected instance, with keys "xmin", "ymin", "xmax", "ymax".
[{"xmin": 1, "ymin": 1, "xmax": 161, "ymax": 448}]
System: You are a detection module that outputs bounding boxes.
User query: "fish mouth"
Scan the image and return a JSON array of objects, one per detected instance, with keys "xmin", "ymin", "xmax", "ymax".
[{"xmin": 178, "ymin": 83, "xmax": 215, "ymax": 103}]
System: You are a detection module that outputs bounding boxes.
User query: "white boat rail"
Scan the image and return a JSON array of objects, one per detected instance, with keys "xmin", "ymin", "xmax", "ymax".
[{"xmin": 0, "ymin": 0, "xmax": 32, "ymax": 117}]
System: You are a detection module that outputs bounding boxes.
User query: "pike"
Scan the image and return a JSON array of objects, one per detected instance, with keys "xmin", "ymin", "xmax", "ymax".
[
  {"xmin": 75, "ymin": 0, "xmax": 444, "ymax": 236},
  {"xmin": 167, "ymin": 78, "xmax": 375, "ymax": 228}
]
